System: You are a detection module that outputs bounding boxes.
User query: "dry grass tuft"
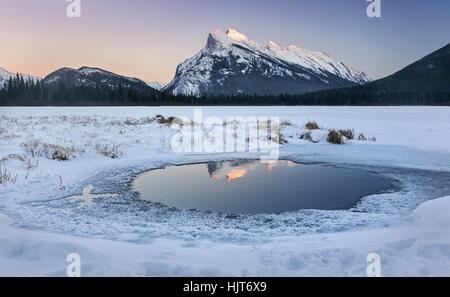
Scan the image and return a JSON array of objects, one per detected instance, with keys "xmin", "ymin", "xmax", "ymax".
[
  {"xmin": 358, "ymin": 133, "xmax": 368, "ymax": 141},
  {"xmin": 0, "ymin": 127, "xmax": 7, "ymax": 138},
  {"xmin": 95, "ymin": 144, "xmax": 123, "ymax": 159},
  {"xmin": 154, "ymin": 115, "xmax": 184, "ymax": 126},
  {"xmin": 43, "ymin": 144, "xmax": 76, "ymax": 161},
  {"xmin": 327, "ymin": 130, "xmax": 343, "ymax": 145},
  {"xmin": 300, "ymin": 131, "xmax": 314, "ymax": 143},
  {"xmin": 0, "ymin": 162, "xmax": 17, "ymax": 185},
  {"xmin": 0, "ymin": 154, "xmax": 27, "ymax": 162},
  {"xmin": 20, "ymin": 138, "xmax": 42, "ymax": 158},
  {"xmin": 124, "ymin": 118, "xmax": 139, "ymax": 126},
  {"xmin": 280, "ymin": 120, "xmax": 293, "ymax": 128},
  {"xmin": 339, "ymin": 129, "xmax": 355, "ymax": 140},
  {"xmin": 21, "ymin": 138, "xmax": 78, "ymax": 161},
  {"xmin": 358, "ymin": 133, "xmax": 377, "ymax": 142},
  {"xmin": 305, "ymin": 121, "xmax": 320, "ymax": 130}
]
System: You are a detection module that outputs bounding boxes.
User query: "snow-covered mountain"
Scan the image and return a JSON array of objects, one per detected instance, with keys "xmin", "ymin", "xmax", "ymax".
[
  {"xmin": 164, "ymin": 29, "xmax": 370, "ymax": 96},
  {"xmin": 0, "ymin": 67, "xmax": 39, "ymax": 88},
  {"xmin": 147, "ymin": 81, "xmax": 165, "ymax": 90},
  {"xmin": 0, "ymin": 68, "xmax": 10, "ymax": 87},
  {"xmin": 42, "ymin": 67, "xmax": 157, "ymax": 93}
]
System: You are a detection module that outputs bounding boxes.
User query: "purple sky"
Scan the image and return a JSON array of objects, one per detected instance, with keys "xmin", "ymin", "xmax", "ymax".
[{"xmin": 1, "ymin": 0, "xmax": 449, "ymax": 83}]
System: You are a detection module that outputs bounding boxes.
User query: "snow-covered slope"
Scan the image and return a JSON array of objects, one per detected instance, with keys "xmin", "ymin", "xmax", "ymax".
[
  {"xmin": 147, "ymin": 81, "xmax": 165, "ymax": 90},
  {"xmin": 43, "ymin": 67, "xmax": 157, "ymax": 93},
  {"xmin": 266, "ymin": 41, "xmax": 369, "ymax": 85},
  {"xmin": 0, "ymin": 67, "xmax": 39, "ymax": 88},
  {"xmin": 0, "ymin": 68, "xmax": 10, "ymax": 87},
  {"xmin": 164, "ymin": 29, "xmax": 370, "ymax": 96}
]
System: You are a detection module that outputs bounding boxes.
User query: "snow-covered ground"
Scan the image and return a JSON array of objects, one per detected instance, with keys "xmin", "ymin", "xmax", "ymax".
[{"xmin": 1, "ymin": 106, "xmax": 450, "ymax": 276}]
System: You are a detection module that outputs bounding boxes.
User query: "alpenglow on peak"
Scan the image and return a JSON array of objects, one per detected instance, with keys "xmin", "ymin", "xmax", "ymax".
[
  {"xmin": 225, "ymin": 28, "xmax": 250, "ymax": 42},
  {"xmin": 164, "ymin": 28, "xmax": 370, "ymax": 97}
]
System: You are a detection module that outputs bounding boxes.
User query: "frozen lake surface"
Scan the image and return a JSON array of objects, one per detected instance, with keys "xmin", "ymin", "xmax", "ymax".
[{"xmin": 2, "ymin": 106, "xmax": 450, "ymax": 276}]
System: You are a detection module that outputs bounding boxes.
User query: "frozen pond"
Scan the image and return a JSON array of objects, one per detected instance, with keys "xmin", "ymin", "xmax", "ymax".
[{"xmin": 133, "ymin": 160, "xmax": 397, "ymax": 214}]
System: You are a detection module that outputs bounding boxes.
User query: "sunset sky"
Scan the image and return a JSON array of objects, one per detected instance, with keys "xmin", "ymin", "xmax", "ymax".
[{"xmin": 1, "ymin": 0, "xmax": 449, "ymax": 84}]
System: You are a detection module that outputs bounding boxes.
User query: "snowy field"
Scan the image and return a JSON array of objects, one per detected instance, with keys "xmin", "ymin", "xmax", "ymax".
[{"xmin": 1, "ymin": 106, "xmax": 450, "ymax": 276}]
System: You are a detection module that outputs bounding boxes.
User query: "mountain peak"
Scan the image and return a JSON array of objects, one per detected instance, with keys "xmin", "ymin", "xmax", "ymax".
[
  {"xmin": 226, "ymin": 28, "xmax": 249, "ymax": 42},
  {"xmin": 208, "ymin": 28, "xmax": 259, "ymax": 50},
  {"xmin": 207, "ymin": 29, "xmax": 229, "ymax": 48},
  {"xmin": 77, "ymin": 66, "xmax": 112, "ymax": 76},
  {"xmin": 42, "ymin": 66, "xmax": 154, "ymax": 92},
  {"xmin": 165, "ymin": 29, "xmax": 370, "ymax": 96},
  {"xmin": 267, "ymin": 41, "xmax": 281, "ymax": 50},
  {"xmin": 78, "ymin": 66, "xmax": 103, "ymax": 71}
]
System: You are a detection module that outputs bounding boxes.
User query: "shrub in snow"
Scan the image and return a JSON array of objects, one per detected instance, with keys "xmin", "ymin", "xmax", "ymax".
[
  {"xmin": 121, "ymin": 117, "xmax": 155, "ymax": 126},
  {"xmin": 43, "ymin": 144, "xmax": 75, "ymax": 161},
  {"xmin": 0, "ymin": 162, "xmax": 17, "ymax": 185},
  {"xmin": 358, "ymin": 133, "xmax": 368, "ymax": 141},
  {"xmin": 71, "ymin": 116, "xmax": 100, "ymax": 127},
  {"xmin": 138, "ymin": 117, "xmax": 154, "ymax": 125},
  {"xmin": 0, "ymin": 127, "xmax": 7, "ymax": 138},
  {"xmin": 154, "ymin": 115, "xmax": 184, "ymax": 126},
  {"xmin": 20, "ymin": 138, "xmax": 42, "ymax": 158},
  {"xmin": 357, "ymin": 133, "xmax": 377, "ymax": 142},
  {"xmin": 107, "ymin": 119, "xmax": 124, "ymax": 127},
  {"xmin": 0, "ymin": 153, "xmax": 27, "ymax": 162},
  {"xmin": 327, "ymin": 130, "xmax": 343, "ymax": 145},
  {"xmin": 280, "ymin": 120, "xmax": 293, "ymax": 127},
  {"xmin": 301, "ymin": 131, "xmax": 313, "ymax": 142},
  {"xmin": 339, "ymin": 129, "xmax": 355, "ymax": 140},
  {"xmin": 95, "ymin": 144, "xmax": 123, "ymax": 159},
  {"xmin": 21, "ymin": 138, "xmax": 77, "ymax": 161},
  {"xmin": 0, "ymin": 128, "xmax": 16, "ymax": 140},
  {"xmin": 257, "ymin": 121, "xmax": 287, "ymax": 145},
  {"xmin": 305, "ymin": 121, "xmax": 320, "ymax": 130},
  {"xmin": 124, "ymin": 118, "xmax": 139, "ymax": 126},
  {"xmin": 274, "ymin": 132, "xmax": 288, "ymax": 145},
  {"xmin": 300, "ymin": 130, "xmax": 327, "ymax": 143}
]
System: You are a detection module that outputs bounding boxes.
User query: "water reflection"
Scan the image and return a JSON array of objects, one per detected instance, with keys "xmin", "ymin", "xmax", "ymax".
[
  {"xmin": 207, "ymin": 160, "xmax": 296, "ymax": 182},
  {"xmin": 133, "ymin": 160, "xmax": 397, "ymax": 214}
]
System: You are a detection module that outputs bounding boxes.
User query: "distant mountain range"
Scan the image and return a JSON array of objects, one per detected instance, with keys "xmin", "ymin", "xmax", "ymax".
[
  {"xmin": 0, "ymin": 66, "xmax": 166, "ymax": 106},
  {"xmin": 1, "ymin": 66, "xmax": 166, "ymax": 95},
  {"xmin": 42, "ymin": 67, "xmax": 156, "ymax": 94},
  {"xmin": 294, "ymin": 43, "xmax": 450, "ymax": 105},
  {"xmin": 163, "ymin": 28, "xmax": 370, "ymax": 96},
  {"xmin": 0, "ymin": 29, "xmax": 449, "ymax": 105}
]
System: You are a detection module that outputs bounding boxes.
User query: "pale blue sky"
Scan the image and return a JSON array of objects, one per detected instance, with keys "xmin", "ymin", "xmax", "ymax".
[{"xmin": 1, "ymin": 0, "xmax": 449, "ymax": 82}]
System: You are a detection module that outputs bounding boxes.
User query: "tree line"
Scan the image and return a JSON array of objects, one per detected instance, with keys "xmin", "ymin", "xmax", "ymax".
[
  {"xmin": 0, "ymin": 74, "xmax": 182, "ymax": 106},
  {"xmin": 1, "ymin": 74, "xmax": 449, "ymax": 106}
]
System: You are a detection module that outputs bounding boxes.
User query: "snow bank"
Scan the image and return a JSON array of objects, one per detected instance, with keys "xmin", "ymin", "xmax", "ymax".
[
  {"xmin": 1, "ymin": 106, "xmax": 450, "ymax": 276},
  {"xmin": 414, "ymin": 196, "xmax": 450, "ymax": 229},
  {"xmin": 0, "ymin": 196, "xmax": 449, "ymax": 276}
]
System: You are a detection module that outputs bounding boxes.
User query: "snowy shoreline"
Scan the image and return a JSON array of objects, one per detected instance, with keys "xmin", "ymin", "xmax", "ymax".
[
  {"xmin": 1, "ymin": 106, "xmax": 450, "ymax": 276},
  {"xmin": 1, "ymin": 195, "xmax": 449, "ymax": 276}
]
